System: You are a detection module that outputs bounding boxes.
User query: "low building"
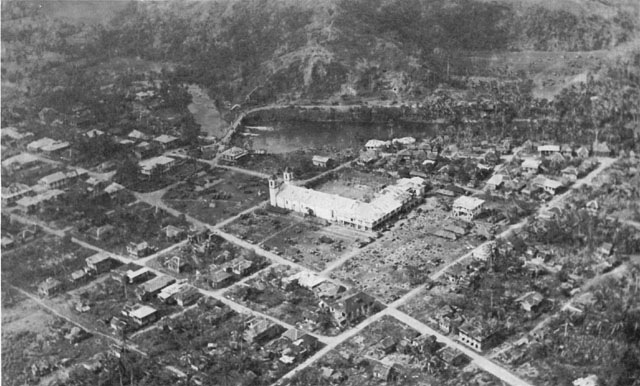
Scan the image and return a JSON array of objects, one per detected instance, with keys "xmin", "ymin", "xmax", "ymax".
[
  {"xmin": 38, "ymin": 278, "xmax": 63, "ymax": 297},
  {"xmin": 538, "ymin": 145, "xmax": 560, "ymax": 157},
  {"xmin": 104, "ymin": 182, "xmax": 126, "ymax": 200},
  {"xmin": 220, "ymin": 146, "xmax": 248, "ymax": 163},
  {"xmin": 27, "ymin": 137, "xmax": 57, "ymax": 152},
  {"xmin": 136, "ymin": 275, "xmax": 176, "ymax": 301},
  {"xmin": 319, "ymin": 291, "xmax": 377, "ymax": 326},
  {"xmin": 243, "ymin": 317, "xmax": 284, "ymax": 343},
  {"xmin": 174, "ymin": 286, "xmax": 200, "ymax": 307},
  {"xmin": 41, "ymin": 141, "xmax": 71, "ymax": 155},
  {"xmin": 2, "ymin": 183, "xmax": 33, "ymax": 206},
  {"xmin": 229, "ymin": 258, "xmax": 255, "ymax": 276},
  {"xmin": 485, "ymin": 174, "xmax": 505, "ymax": 191},
  {"xmin": 451, "ymin": 196, "xmax": 485, "ymax": 221},
  {"xmin": 126, "ymin": 267, "xmax": 153, "ymax": 284},
  {"xmin": 38, "ymin": 170, "xmax": 82, "ymax": 190},
  {"xmin": 127, "ymin": 241, "xmax": 154, "ymax": 258},
  {"xmin": 157, "ymin": 282, "xmax": 187, "ymax": 303},
  {"xmin": 365, "ymin": 139, "xmax": 390, "ymax": 151},
  {"xmin": 86, "ymin": 252, "xmax": 113, "ymax": 274},
  {"xmin": 129, "ymin": 305, "xmax": 158, "ymax": 326},
  {"xmin": 139, "ymin": 156, "xmax": 176, "ymax": 176},
  {"xmin": 458, "ymin": 320, "xmax": 500, "ymax": 352},
  {"xmin": 153, "ymin": 134, "xmax": 179, "ymax": 149},
  {"xmin": 1, "ymin": 153, "xmax": 39, "ymax": 170},
  {"xmin": 438, "ymin": 346, "xmax": 467, "ymax": 367},
  {"xmin": 86, "ymin": 224, "xmax": 115, "ymax": 241},
  {"xmin": 210, "ymin": 270, "xmax": 235, "ymax": 289},
  {"xmin": 312, "ymin": 155, "xmax": 333, "ymax": 168},
  {"xmin": 16, "ymin": 189, "xmax": 65, "ymax": 212}
]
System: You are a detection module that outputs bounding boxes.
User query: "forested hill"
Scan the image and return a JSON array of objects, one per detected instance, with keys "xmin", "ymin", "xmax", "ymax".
[{"xmin": 2, "ymin": 0, "xmax": 639, "ymax": 104}]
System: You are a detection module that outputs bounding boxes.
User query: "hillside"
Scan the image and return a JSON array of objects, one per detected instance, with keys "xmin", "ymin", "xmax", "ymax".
[{"xmin": 1, "ymin": 0, "xmax": 639, "ymax": 106}]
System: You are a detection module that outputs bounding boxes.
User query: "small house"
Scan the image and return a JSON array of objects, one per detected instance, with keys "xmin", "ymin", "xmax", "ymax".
[
  {"xmin": 1, "ymin": 183, "xmax": 33, "ymax": 206},
  {"xmin": 593, "ymin": 142, "xmax": 611, "ymax": 157},
  {"xmin": 576, "ymin": 146, "xmax": 590, "ymax": 159},
  {"xmin": 209, "ymin": 270, "xmax": 234, "ymax": 289},
  {"xmin": 561, "ymin": 166, "xmax": 579, "ymax": 182},
  {"xmin": 70, "ymin": 269, "xmax": 90, "ymax": 284},
  {"xmin": 38, "ymin": 278, "xmax": 63, "ymax": 297},
  {"xmin": 586, "ymin": 199, "xmax": 599, "ymax": 215},
  {"xmin": 127, "ymin": 241, "xmax": 154, "ymax": 258},
  {"xmin": 372, "ymin": 362, "xmax": 400, "ymax": 383},
  {"xmin": 163, "ymin": 225, "xmax": 185, "ymax": 241},
  {"xmin": 542, "ymin": 178, "xmax": 563, "ymax": 195},
  {"xmin": 86, "ymin": 252, "xmax": 113, "ymax": 274},
  {"xmin": 597, "ymin": 242, "xmax": 614, "ymax": 259},
  {"xmin": 377, "ymin": 336, "xmax": 397, "ymax": 355},
  {"xmin": 174, "ymin": 286, "xmax": 200, "ymax": 307},
  {"xmin": 521, "ymin": 159, "xmax": 542, "ymax": 174},
  {"xmin": 312, "ymin": 155, "xmax": 333, "ymax": 168},
  {"xmin": 438, "ymin": 346, "xmax": 467, "ymax": 367},
  {"xmin": 157, "ymin": 282, "xmax": 187, "ymax": 303},
  {"xmin": 516, "ymin": 291, "xmax": 544, "ymax": 313}
]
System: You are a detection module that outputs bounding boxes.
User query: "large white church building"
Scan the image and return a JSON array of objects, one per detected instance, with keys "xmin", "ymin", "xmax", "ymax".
[{"xmin": 268, "ymin": 170, "xmax": 425, "ymax": 231}]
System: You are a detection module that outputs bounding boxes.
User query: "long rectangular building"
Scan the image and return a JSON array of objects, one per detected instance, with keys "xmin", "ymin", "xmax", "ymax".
[{"xmin": 269, "ymin": 172, "xmax": 424, "ymax": 231}]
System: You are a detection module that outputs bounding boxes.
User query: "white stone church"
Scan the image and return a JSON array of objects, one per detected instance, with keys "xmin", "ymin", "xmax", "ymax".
[{"xmin": 268, "ymin": 170, "xmax": 425, "ymax": 231}]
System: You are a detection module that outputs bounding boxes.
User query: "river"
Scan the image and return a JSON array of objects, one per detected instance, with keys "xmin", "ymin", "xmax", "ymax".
[
  {"xmin": 236, "ymin": 121, "xmax": 439, "ymax": 154},
  {"xmin": 187, "ymin": 84, "xmax": 227, "ymax": 138}
]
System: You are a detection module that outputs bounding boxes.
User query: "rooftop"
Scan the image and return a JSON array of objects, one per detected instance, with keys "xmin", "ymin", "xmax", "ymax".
[
  {"xmin": 129, "ymin": 305, "xmax": 157, "ymax": 319},
  {"xmin": 453, "ymin": 196, "xmax": 485, "ymax": 211},
  {"xmin": 154, "ymin": 134, "xmax": 179, "ymax": 144}
]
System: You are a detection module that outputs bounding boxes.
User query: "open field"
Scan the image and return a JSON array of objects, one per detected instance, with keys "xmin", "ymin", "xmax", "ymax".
[
  {"xmin": 1, "ymin": 296, "xmax": 110, "ymax": 386},
  {"xmin": 223, "ymin": 207, "xmax": 301, "ymax": 244},
  {"xmin": 163, "ymin": 168, "xmax": 266, "ymax": 225},
  {"xmin": 1, "ymin": 234, "xmax": 95, "ymax": 293},
  {"xmin": 331, "ymin": 204, "xmax": 481, "ymax": 303},
  {"xmin": 261, "ymin": 221, "xmax": 365, "ymax": 272}
]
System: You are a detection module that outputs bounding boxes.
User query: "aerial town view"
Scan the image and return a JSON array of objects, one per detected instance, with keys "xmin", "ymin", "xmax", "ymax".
[{"xmin": 1, "ymin": 0, "xmax": 639, "ymax": 385}]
